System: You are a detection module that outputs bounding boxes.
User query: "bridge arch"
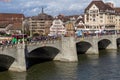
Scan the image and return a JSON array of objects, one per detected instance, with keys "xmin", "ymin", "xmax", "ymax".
[
  {"xmin": 117, "ymin": 38, "xmax": 120, "ymax": 47},
  {"xmin": 28, "ymin": 46, "xmax": 60, "ymax": 60},
  {"xmin": 26, "ymin": 46, "xmax": 60, "ymax": 68},
  {"xmin": 98, "ymin": 39, "xmax": 111, "ymax": 50},
  {"xmin": 0, "ymin": 54, "xmax": 15, "ymax": 71},
  {"xmin": 76, "ymin": 41, "xmax": 92, "ymax": 54}
]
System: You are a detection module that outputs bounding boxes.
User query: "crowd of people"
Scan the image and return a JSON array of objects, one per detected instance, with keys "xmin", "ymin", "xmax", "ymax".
[
  {"xmin": 0, "ymin": 37, "xmax": 23, "ymax": 46},
  {"xmin": 0, "ymin": 35, "xmax": 60, "ymax": 46}
]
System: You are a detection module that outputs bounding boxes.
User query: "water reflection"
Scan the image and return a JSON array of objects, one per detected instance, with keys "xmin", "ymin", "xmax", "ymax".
[
  {"xmin": 86, "ymin": 55, "xmax": 99, "ymax": 66},
  {"xmin": 0, "ymin": 71, "xmax": 12, "ymax": 80},
  {"xmin": 9, "ymin": 72, "xmax": 27, "ymax": 80},
  {"xmin": 86, "ymin": 55, "xmax": 99, "ymax": 60},
  {"xmin": 0, "ymin": 71, "xmax": 27, "ymax": 80},
  {"xmin": 77, "ymin": 54, "xmax": 100, "ymax": 80},
  {"xmin": 54, "ymin": 62, "xmax": 78, "ymax": 80},
  {"xmin": 27, "ymin": 61, "xmax": 78, "ymax": 80},
  {"xmin": 77, "ymin": 50, "xmax": 120, "ymax": 80}
]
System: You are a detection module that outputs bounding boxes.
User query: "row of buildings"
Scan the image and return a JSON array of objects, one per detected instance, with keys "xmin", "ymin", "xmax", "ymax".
[
  {"xmin": 0, "ymin": 0, "xmax": 120, "ymax": 37},
  {"xmin": 0, "ymin": 13, "xmax": 25, "ymax": 34}
]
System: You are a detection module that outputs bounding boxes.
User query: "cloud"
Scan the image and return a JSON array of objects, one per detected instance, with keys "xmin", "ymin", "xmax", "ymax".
[{"xmin": 0, "ymin": 0, "xmax": 119, "ymax": 17}]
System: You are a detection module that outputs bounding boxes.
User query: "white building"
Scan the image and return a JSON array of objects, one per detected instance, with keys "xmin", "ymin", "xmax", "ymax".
[{"xmin": 49, "ymin": 19, "xmax": 66, "ymax": 36}]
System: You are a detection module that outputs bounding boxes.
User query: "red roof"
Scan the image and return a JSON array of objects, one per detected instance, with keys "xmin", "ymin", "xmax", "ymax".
[
  {"xmin": 0, "ymin": 13, "xmax": 25, "ymax": 29},
  {"xmin": 114, "ymin": 7, "xmax": 120, "ymax": 13}
]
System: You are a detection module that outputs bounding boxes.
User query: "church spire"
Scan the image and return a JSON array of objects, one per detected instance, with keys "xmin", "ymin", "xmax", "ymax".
[{"xmin": 42, "ymin": 7, "xmax": 44, "ymax": 13}]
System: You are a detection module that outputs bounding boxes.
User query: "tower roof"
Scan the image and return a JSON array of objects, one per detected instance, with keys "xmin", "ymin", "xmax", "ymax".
[{"xmin": 31, "ymin": 7, "xmax": 53, "ymax": 20}]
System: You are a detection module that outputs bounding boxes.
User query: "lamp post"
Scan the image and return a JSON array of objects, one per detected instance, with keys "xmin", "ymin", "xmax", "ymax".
[
  {"xmin": 74, "ymin": 25, "xmax": 77, "ymax": 38},
  {"xmin": 29, "ymin": 18, "xmax": 32, "ymax": 37},
  {"xmin": 22, "ymin": 17, "xmax": 25, "ymax": 44},
  {"xmin": 115, "ymin": 27, "xmax": 117, "ymax": 36}
]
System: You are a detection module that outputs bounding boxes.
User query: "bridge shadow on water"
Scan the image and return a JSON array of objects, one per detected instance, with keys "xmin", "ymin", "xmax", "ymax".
[
  {"xmin": 0, "ymin": 55, "xmax": 14, "ymax": 72},
  {"xmin": 26, "ymin": 46, "xmax": 60, "ymax": 69}
]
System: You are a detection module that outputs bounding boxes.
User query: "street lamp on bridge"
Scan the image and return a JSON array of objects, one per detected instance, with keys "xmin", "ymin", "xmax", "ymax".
[{"xmin": 22, "ymin": 17, "xmax": 25, "ymax": 44}]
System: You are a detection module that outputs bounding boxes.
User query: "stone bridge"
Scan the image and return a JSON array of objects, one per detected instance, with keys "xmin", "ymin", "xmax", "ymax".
[
  {"xmin": 0, "ymin": 34, "xmax": 120, "ymax": 72},
  {"xmin": 76, "ymin": 35, "xmax": 120, "ymax": 54}
]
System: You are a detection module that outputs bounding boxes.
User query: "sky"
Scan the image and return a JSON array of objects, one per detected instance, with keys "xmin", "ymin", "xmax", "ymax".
[{"xmin": 0, "ymin": 0, "xmax": 119, "ymax": 17}]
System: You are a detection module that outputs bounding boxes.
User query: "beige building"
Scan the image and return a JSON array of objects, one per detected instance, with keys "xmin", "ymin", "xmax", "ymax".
[
  {"xmin": 114, "ymin": 8, "xmax": 120, "ymax": 32},
  {"xmin": 84, "ymin": 0, "xmax": 120, "ymax": 32},
  {"xmin": 65, "ymin": 21, "xmax": 75, "ymax": 37},
  {"xmin": 57, "ymin": 14, "xmax": 79, "ymax": 36},
  {"xmin": 29, "ymin": 9, "xmax": 53, "ymax": 36}
]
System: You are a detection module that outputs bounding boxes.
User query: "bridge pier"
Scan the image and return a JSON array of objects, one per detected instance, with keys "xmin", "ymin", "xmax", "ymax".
[
  {"xmin": 86, "ymin": 38, "xmax": 99, "ymax": 54},
  {"xmin": 60, "ymin": 37, "xmax": 78, "ymax": 62},
  {"xmin": 9, "ymin": 44, "xmax": 26, "ymax": 72},
  {"xmin": 106, "ymin": 35, "xmax": 117, "ymax": 49}
]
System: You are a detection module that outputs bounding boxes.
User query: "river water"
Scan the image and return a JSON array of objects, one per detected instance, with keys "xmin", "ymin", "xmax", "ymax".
[{"xmin": 1, "ymin": 49, "xmax": 120, "ymax": 80}]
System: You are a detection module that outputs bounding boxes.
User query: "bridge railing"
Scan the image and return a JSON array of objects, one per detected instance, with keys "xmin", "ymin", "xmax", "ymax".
[
  {"xmin": 0, "ymin": 44, "xmax": 18, "ymax": 49},
  {"xmin": 0, "ymin": 38, "xmax": 61, "ymax": 49},
  {"xmin": 75, "ymin": 33, "xmax": 118, "ymax": 41},
  {"xmin": 26, "ymin": 39, "xmax": 60, "ymax": 45},
  {"xmin": 0, "ymin": 33, "xmax": 119, "ymax": 48}
]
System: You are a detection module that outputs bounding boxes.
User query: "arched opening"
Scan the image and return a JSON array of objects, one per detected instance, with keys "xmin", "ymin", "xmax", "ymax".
[
  {"xmin": 117, "ymin": 38, "xmax": 120, "ymax": 48},
  {"xmin": 98, "ymin": 39, "xmax": 111, "ymax": 50},
  {"xmin": 76, "ymin": 41, "xmax": 92, "ymax": 54},
  {"xmin": 26, "ymin": 46, "xmax": 60, "ymax": 69},
  {"xmin": 0, "ymin": 54, "xmax": 15, "ymax": 72}
]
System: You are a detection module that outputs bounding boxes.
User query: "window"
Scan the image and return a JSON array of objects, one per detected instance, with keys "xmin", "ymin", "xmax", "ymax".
[
  {"xmin": 93, "ymin": 18, "xmax": 95, "ymax": 21},
  {"xmin": 55, "ymin": 21, "xmax": 60, "ymax": 24},
  {"xmin": 100, "ymin": 20, "xmax": 103, "ymax": 22},
  {"xmin": 100, "ymin": 15, "xmax": 103, "ymax": 18}
]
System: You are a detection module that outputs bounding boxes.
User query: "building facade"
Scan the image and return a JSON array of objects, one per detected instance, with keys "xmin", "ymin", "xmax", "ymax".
[
  {"xmin": 29, "ymin": 9, "xmax": 53, "ymax": 36},
  {"xmin": 114, "ymin": 8, "xmax": 120, "ymax": 32},
  {"xmin": 57, "ymin": 14, "xmax": 80, "ymax": 36},
  {"xmin": 84, "ymin": 0, "xmax": 118, "ymax": 32},
  {"xmin": 75, "ymin": 15, "xmax": 86, "ymax": 30},
  {"xmin": 64, "ymin": 21, "xmax": 75, "ymax": 36},
  {"xmin": 49, "ymin": 19, "xmax": 66, "ymax": 36}
]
